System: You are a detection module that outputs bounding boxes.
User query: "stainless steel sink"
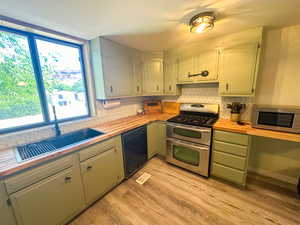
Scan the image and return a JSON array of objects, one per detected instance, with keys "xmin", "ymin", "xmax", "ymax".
[{"xmin": 15, "ymin": 128, "xmax": 104, "ymax": 162}]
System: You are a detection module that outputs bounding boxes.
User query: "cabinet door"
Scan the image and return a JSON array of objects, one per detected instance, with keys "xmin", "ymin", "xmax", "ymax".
[
  {"xmin": 103, "ymin": 54, "xmax": 132, "ymax": 98},
  {"xmin": 164, "ymin": 60, "xmax": 179, "ymax": 95},
  {"xmin": 193, "ymin": 49, "xmax": 219, "ymax": 82},
  {"xmin": 0, "ymin": 182, "xmax": 16, "ymax": 225},
  {"xmin": 147, "ymin": 122, "xmax": 158, "ymax": 159},
  {"xmin": 147, "ymin": 122, "xmax": 166, "ymax": 158},
  {"xmin": 10, "ymin": 168, "xmax": 85, "ymax": 225},
  {"xmin": 219, "ymin": 43, "xmax": 260, "ymax": 96},
  {"xmin": 132, "ymin": 56, "xmax": 143, "ymax": 96},
  {"xmin": 178, "ymin": 56, "xmax": 193, "ymax": 83},
  {"xmin": 81, "ymin": 147, "xmax": 124, "ymax": 204},
  {"xmin": 143, "ymin": 58, "xmax": 163, "ymax": 95},
  {"xmin": 157, "ymin": 122, "xmax": 167, "ymax": 157}
]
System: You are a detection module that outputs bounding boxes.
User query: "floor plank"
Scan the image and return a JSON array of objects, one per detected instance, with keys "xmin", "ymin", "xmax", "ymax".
[{"xmin": 69, "ymin": 157, "xmax": 300, "ymax": 225}]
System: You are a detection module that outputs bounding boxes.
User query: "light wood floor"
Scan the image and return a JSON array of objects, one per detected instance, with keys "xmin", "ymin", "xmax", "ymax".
[{"xmin": 69, "ymin": 157, "xmax": 300, "ymax": 225}]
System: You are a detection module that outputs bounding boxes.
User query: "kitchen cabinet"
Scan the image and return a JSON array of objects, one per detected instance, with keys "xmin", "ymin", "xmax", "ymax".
[
  {"xmin": 177, "ymin": 56, "xmax": 194, "ymax": 83},
  {"xmin": 164, "ymin": 52, "xmax": 180, "ymax": 95},
  {"xmin": 9, "ymin": 166, "xmax": 85, "ymax": 225},
  {"xmin": 211, "ymin": 130, "xmax": 251, "ymax": 186},
  {"xmin": 90, "ymin": 37, "xmax": 133, "ymax": 99},
  {"xmin": 193, "ymin": 49, "xmax": 219, "ymax": 82},
  {"xmin": 219, "ymin": 42, "xmax": 261, "ymax": 96},
  {"xmin": 132, "ymin": 51, "xmax": 143, "ymax": 96},
  {"xmin": 147, "ymin": 122, "xmax": 166, "ymax": 158},
  {"xmin": 80, "ymin": 136, "xmax": 124, "ymax": 204},
  {"xmin": 142, "ymin": 52, "xmax": 164, "ymax": 95},
  {"xmin": 177, "ymin": 50, "xmax": 219, "ymax": 84},
  {"xmin": 0, "ymin": 182, "xmax": 16, "ymax": 225}
]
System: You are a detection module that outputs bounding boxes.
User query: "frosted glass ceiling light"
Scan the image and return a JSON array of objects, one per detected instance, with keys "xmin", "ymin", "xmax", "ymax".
[{"xmin": 190, "ymin": 12, "xmax": 216, "ymax": 33}]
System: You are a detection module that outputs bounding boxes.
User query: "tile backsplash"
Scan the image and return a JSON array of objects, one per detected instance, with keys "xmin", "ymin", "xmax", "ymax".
[{"xmin": 163, "ymin": 83, "xmax": 254, "ymax": 121}]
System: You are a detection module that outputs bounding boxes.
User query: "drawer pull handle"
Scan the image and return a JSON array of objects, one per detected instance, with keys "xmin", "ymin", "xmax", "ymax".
[{"xmin": 65, "ymin": 176, "xmax": 72, "ymax": 182}]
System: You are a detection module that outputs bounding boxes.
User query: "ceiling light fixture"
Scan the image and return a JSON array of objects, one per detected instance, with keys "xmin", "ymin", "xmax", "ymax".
[{"xmin": 189, "ymin": 12, "xmax": 216, "ymax": 34}]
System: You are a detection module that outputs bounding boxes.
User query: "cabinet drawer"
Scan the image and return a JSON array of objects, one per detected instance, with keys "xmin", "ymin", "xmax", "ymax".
[
  {"xmin": 79, "ymin": 137, "xmax": 115, "ymax": 162},
  {"xmin": 5, "ymin": 155, "xmax": 74, "ymax": 194},
  {"xmin": 211, "ymin": 163, "xmax": 246, "ymax": 185},
  {"xmin": 213, "ymin": 140, "xmax": 247, "ymax": 157},
  {"xmin": 213, "ymin": 151, "xmax": 246, "ymax": 171},
  {"xmin": 214, "ymin": 130, "xmax": 249, "ymax": 146}
]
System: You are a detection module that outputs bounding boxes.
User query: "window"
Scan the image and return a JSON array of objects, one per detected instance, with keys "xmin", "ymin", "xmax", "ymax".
[{"xmin": 0, "ymin": 26, "xmax": 90, "ymax": 133}]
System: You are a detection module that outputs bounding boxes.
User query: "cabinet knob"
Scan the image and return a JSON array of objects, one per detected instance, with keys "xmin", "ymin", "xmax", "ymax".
[
  {"xmin": 137, "ymin": 86, "xmax": 140, "ymax": 92},
  {"xmin": 226, "ymin": 83, "xmax": 229, "ymax": 91},
  {"xmin": 110, "ymin": 86, "xmax": 113, "ymax": 93},
  {"xmin": 87, "ymin": 165, "xmax": 93, "ymax": 170},
  {"xmin": 169, "ymin": 85, "xmax": 172, "ymax": 91},
  {"xmin": 65, "ymin": 176, "xmax": 72, "ymax": 182},
  {"xmin": 156, "ymin": 85, "xmax": 159, "ymax": 91}
]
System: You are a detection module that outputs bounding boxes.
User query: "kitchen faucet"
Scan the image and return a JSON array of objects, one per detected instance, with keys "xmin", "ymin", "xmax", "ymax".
[{"xmin": 52, "ymin": 105, "xmax": 61, "ymax": 136}]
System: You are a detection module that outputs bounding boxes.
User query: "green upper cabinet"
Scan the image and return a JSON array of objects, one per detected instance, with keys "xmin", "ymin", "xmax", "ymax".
[
  {"xmin": 131, "ymin": 50, "xmax": 143, "ymax": 96},
  {"xmin": 142, "ymin": 52, "xmax": 164, "ymax": 95},
  {"xmin": 219, "ymin": 42, "xmax": 261, "ymax": 96},
  {"xmin": 178, "ymin": 55, "xmax": 194, "ymax": 84},
  {"xmin": 218, "ymin": 27, "xmax": 263, "ymax": 96},
  {"xmin": 164, "ymin": 50, "xmax": 180, "ymax": 95},
  {"xmin": 177, "ymin": 49, "xmax": 219, "ymax": 84},
  {"xmin": 193, "ymin": 49, "xmax": 219, "ymax": 82},
  {"xmin": 0, "ymin": 182, "xmax": 16, "ymax": 225},
  {"xmin": 90, "ymin": 37, "xmax": 133, "ymax": 99}
]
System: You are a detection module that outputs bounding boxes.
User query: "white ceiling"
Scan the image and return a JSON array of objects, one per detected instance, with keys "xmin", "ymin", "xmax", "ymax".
[{"xmin": 1, "ymin": 0, "xmax": 300, "ymax": 51}]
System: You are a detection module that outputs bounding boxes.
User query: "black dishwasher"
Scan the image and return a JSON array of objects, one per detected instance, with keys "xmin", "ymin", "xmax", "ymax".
[{"xmin": 122, "ymin": 125, "xmax": 148, "ymax": 178}]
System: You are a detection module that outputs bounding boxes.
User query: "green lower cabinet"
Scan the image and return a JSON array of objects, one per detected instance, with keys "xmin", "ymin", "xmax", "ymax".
[
  {"xmin": 147, "ymin": 122, "xmax": 166, "ymax": 159},
  {"xmin": 211, "ymin": 130, "xmax": 250, "ymax": 186},
  {"xmin": 0, "ymin": 182, "xmax": 16, "ymax": 225},
  {"xmin": 10, "ymin": 167, "xmax": 85, "ymax": 225},
  {"xmin": 80, "ymin": 137, "xmax": 124, "ymax": 205}
]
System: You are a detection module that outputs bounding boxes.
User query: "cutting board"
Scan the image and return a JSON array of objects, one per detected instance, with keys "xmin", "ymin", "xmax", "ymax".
[
  {"xmin": 162, "ymin": 102, "xmax": 180, "ymax": 114},
  {"xmin": 143, "ymin": 100, "xmax": 162, "ymax": 114}
]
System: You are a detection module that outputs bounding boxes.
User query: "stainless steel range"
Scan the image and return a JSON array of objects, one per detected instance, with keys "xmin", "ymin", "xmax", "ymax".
[{"xmin": 166, "ymin": 103, "xmax": 219, "ymax": 177}]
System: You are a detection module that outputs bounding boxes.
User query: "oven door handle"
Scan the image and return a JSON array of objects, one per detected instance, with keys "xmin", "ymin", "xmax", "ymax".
[
  {"xmin": 168, "ymin": 124, "xmax": 211, "ymax": 133},
  {"xmin": 167, "ymin": 138, "xmax": 209, "ymax": 151}
]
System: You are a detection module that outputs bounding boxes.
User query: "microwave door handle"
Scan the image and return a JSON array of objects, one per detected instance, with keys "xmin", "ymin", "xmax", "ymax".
[{"xmin": 167, "ymin": 138, "xmax": 208, "ymax": 151}]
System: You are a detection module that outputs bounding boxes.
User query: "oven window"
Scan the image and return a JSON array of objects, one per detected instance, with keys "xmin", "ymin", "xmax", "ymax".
[
  {"xmin": 258, "ymin": 112, "xmax": 294, "ymax": 128},
  {"xmin": 173, "ymin": 145, "xmax": 200, "ymax": 166},
  {"xmin": 173, "ymin": 128, "xmax": 201, "ymax": 139}
]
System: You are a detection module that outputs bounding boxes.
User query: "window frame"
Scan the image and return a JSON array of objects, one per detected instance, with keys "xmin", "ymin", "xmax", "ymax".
[{"xmin": 0, "ymin": 25, "xmax": 91, "ymax": 134}]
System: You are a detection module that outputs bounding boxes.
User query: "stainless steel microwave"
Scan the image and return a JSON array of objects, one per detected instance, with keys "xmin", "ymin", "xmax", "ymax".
[{"xmin": 251, "ymin": 105, "xmax": 300, "ymax": 133}]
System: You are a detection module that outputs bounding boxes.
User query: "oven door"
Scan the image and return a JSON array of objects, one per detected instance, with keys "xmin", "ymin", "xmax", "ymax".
[
  {"xmin": 167, "ymin": 123, "xmax": 211, "ymax": 145},
  {"xmin": 166, "ymin": 138, "xmax": 210, "ymax": 177}
]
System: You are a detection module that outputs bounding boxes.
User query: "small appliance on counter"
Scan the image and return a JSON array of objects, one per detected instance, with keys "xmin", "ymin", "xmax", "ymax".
[
  {"xmin": 227, "ymin": 102, "xmax": 246, "ymax": 122},
  {"xmin": 252, "ymin": 104, "xmax": 300, "ymax": 133},
  {"xmin": 166, "ymin": 103, "xmax": 219, "ymax": 177},
  {"xmin": 143, "ymin": 100, "xmax": 162, "ymax": 114}
]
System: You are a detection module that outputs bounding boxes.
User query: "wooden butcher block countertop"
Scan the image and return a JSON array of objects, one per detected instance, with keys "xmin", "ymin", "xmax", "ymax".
[
  {"xmin": 214, "ymin": 118, "xmax": 300, "ymax": 143},
  {"xmin": 0, "ymin": 113, "xmax": 176, "ymax": 179}
]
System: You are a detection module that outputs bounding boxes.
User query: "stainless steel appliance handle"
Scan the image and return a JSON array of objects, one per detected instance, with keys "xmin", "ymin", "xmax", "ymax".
[
  {"xmin": 167, "ymin": 138, "xmax": 209, "ymax": 151},
  {"xmin": 168, "ymin": 124, "xmax": 210, "ymax": 133}
]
